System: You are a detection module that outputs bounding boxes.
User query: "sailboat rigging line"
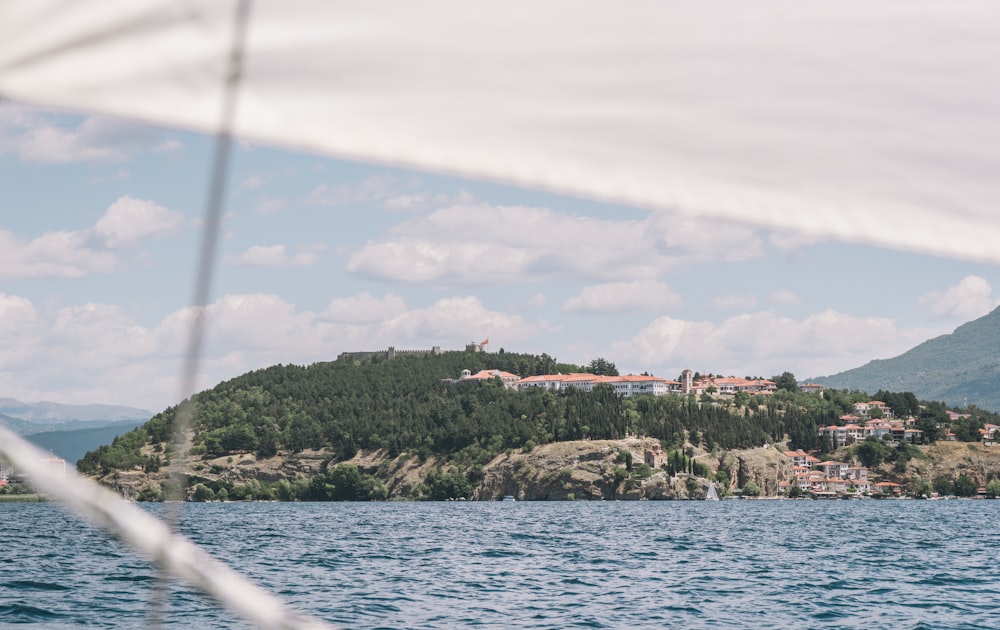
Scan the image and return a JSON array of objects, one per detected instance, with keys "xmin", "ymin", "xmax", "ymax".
[
  {"xmin": 0, "ymin": 1, "xmax": 328, "ymax": 628},
  {"xmin": 152, "ymin": 0, "xmax": 253, "ymax": 626},
  {"xmin": 0, "ymin": 428, "xmax": 331, "ymax": 629}
]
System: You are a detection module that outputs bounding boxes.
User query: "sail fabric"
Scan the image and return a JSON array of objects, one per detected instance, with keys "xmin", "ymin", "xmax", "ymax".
[{"xmin": 2, "ymin": 0, "xmax": 999, "ymax": 261}]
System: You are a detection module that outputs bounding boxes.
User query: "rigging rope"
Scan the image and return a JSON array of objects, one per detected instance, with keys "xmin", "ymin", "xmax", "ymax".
[{"xmin": 0, "ymin": 0, "xmax": 333, "ymax": 627}]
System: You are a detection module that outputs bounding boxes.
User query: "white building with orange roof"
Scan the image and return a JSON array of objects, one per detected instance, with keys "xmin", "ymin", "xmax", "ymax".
[
  {"xmin": 783, "ymin": 449, "xmax": 810, "ymax": 467},
  {"xmin": 514, "ymin": 373, "xmax": 679, "ymax": 398},
  {"xmin": 844, "ymin": 424, "xmax": 865, "ymax": 442},
  {"xmin": 845, "ymin": 466, "xmax": 868, "ymax": 481},
  {"xmin": 865, "ymin": 420, "xmax": 892, "ymax": 440},
  {"xmin": 981, "ymin": 424, "xmax": 999, "ymax": 445},
  {"xmin": 820, "ymin": 425, "xmax": 848, "ymax": 448},
  {"xmin": 458, "ymin": 368, "xmax": 522, "ymax": 388},
  {"xmin": 868, "ymin": 400, "xmax": 893, "ymax": 419},
  {"xmin": 814, "ymin": 460, "xmax": 849, "ymax": 479}
]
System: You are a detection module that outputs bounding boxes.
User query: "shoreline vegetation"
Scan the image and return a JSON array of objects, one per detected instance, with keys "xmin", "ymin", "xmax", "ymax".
[
  {"xmin": 0, "ymin": 494, "xmax": 51, "ymax": 503},
  {"xmin": 57, "ymin": 350, "xmax": 1000, "ymax": 502}
]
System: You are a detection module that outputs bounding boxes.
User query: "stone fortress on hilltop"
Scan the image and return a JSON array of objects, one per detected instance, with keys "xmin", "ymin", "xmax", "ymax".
[{"xmin": 339, "ymin": 341, "xmax": 486, "ymax": 363}]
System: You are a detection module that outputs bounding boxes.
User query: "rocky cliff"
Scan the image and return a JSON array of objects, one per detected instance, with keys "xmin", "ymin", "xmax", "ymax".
[{"xmin": 93, "ymin": 438, "xmax": 1000, "ymax": 501}]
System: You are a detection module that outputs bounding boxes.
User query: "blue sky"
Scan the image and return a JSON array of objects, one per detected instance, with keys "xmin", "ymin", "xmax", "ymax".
[{"xmin": 2, "ymin": 103, "xmax": 998, "ymax": 411}]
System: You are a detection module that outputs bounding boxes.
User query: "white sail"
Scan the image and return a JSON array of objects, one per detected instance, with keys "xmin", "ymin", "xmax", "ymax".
[
  {"xmin": 705, "ymin": 483, "xmax": 720, "ymax": 501},
  {"xmin": 2, "ymin": 1, "xmax": 1000, "ymax": 262}
]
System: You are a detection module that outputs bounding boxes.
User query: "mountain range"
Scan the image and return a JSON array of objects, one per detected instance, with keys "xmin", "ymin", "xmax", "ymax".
[
  {"xmin": 0, "ymin": 398, "xmax": 152, "ymax": 466},
  {"xmin": 812, "ymin": 307, "xmax": 1000, "ymax": 411}
]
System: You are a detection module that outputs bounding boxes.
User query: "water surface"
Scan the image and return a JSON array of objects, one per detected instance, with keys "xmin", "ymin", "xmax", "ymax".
[{"xmin": 2, "ymin": 500, "xmax": 997, "ymax": 628}]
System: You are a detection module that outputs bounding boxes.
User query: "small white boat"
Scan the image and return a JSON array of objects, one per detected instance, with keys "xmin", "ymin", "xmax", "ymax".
[{"xmin": 502, "ymin": 495, "xmax": 516, "ymax": 502}]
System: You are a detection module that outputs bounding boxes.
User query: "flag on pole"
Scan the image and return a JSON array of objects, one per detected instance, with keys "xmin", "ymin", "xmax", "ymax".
[{"xmin": 480, "ymin": 338, "xmax": 489, "ymax": 346}]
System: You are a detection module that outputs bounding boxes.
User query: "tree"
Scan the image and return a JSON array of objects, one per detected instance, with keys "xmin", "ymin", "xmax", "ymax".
[
  {"xmin": 953, "ymin": 474, "xmax": 977, "ymax": 497},
  {"xmin": 855, "ymin": 437, "xmax": 890, "ymax": 468},
  {"xmin": 984, "ymin": 479, "xmax": 1000, "ymax": 498},
  {"xmin": 192, "ymin": 483, "xmax": 215, "ymax": 502},
  {"xmin": 772, "ymin": 372, "xmax": 799, "ymax": 392},
  {"xmin": 911, "ymin": 477, "xmax": 932, "ymax": 498},
  {"xmin": 953, "ymin": 417, "xmax": 984, "ymax": 442},
  {"xmin": 933, "ymin": 474, "xmax": 953, "ymax": 496},
  {"xmin": 916, "ymin": 403, "xmax": 947, "ymax": 443},
  {"xmin": 588, "ymin": 358, "xmax": 619, "ymax": 376},
  {"xmin": 742, "ymin": 481, "xmax": 762, "ymax": 496},
  {"xmin": 685, "ymin": 477, "xmax": 701, "ymax": 498}
]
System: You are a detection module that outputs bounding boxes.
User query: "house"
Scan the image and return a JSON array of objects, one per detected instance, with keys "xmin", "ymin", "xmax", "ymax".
[
  {"xmin": 875, "ymin": 481, "xmax": 902, "ymax": 495},
  {"xmin": 865, "ymin": 420, "xmax": 893, "ymax": 441},
  {"xmin": 457, "ymin": 369, "xmax": 521, "ymax": 388},
  {"xmin": 644, "ymin": 443, "xmax": 664, "ymax": 467},
  {"xmin": 815, "ymin": 461, "xmax": 849, "ymax": 479},
  {"xmin": 845, "ymin": 466, "xmax": 868, "ymax": 481},
  {"xmin": 783, "ymin": 449, "xmax": 810, "ymax": 468},
  {"xmin": 890, "ymin": 427, "xmax": 924, "ymax": 444},
  {"xmin": 800, "ymin": 383, "xmax": 824, "ymax": 395},
  {"xmin": 513, "ymin": 373, "xmax": 678, "ymax": 398},
  {"xmin": 852, "ymin": 479, "xmax": 872, "ymax": 494},
  {"xmin": 844, "ymin": 424, "xmax": 865, "ymax": 443},
  {"xmin": 695, "ymin": 376, "xmax": 776, "ymax": 396},
  {"xmin": 853, "ymin": 400, "xmax": 893, "ymax": 420},
  {"xmin": 820, "ymin": 425, "xmax": 848, "ymax": 448}
]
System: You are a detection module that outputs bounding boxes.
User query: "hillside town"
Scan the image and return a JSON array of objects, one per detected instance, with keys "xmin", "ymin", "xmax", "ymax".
[{"xmin": 448, "ymin": 364, "xmax": 1000, "ymax": 498}]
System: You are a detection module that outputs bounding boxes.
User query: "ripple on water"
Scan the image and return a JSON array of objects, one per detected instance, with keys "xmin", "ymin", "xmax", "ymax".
[{"xmin": 4, "ymin": 501, "xmax": 1000, "ymax": 628}]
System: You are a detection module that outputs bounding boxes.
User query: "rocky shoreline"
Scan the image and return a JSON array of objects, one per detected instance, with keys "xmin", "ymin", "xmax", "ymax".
[{"xmin": 92, "ymin": 435, "xmax": 1000, "ymax": 502}]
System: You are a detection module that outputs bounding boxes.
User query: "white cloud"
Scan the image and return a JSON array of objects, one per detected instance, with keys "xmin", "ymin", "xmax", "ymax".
[
  {"xmin": 382, "ymin": 190, "xmax": 476, "ymax": 212},
  {"xmin": 306, "ymin": 174, "xmax": 413, "ymax": 207},
  {"xmin": 322, "ymin": 293, "xmax": 407, "ymax": 324},
  {"xmin": 1, "ymin": 108, "xmax": 166, "ymax": 164},
  {"xmin": 770, "ymin": 290, "xmax": 802, "ymax": 306},
  {"xmin": 153, "ymin": 139, "xmax": 184, "ymax": 154},
  {"xmin": 241, "ymin": 174, "xmax": 268, "ymax": 190},
  {"xmin": 0, "ymin": 229, "xmax": 116, "ymax": 279},
  {"xmin": 919, "ymin": 275, "xmax": 999, "ymax": 321},
  {"xmin": 0, "ymin": 196, "xmax": 185, "ymax": 279},
  {"xmin": 564, "ymin": 281, "xmax": 682, "ymax": 314},
  {"xmin": 346, "ymin": 202, "xmax": 772, "ymax": 286},
  {"xmin": 223, "ymin": 244, "xmax": 325, "ymax": 267},
  {"xmin": 92, "ymin": 196, "xmax": 185, "ymax": 249},
  {"xmin": 651, "ymin": 214, "xmax": 764, "ymax": 263},
  {"xmin": 712, "ymin": 293, "xmax": 758, "ymax": 311},
  {"xmin": 527, "ymin": 292, "xmax": 547, "ymax": 308},
  {"xmin": 254, "ymin": 195, "xmax": 287, "ymax": 214},
  {"xmin": 612, "ymin": 309, "xmax": 933, "ymax": 380},
  {"xmin": 0, "ymin": 293, "xmax": 38, "ymax": 334},
  {"xmin": 0, "ymin": 292, "xmax": 555, "ymax": 409},
  {"xmin": 378, "ymin": 296, "xmax": 554, "ymax": 343}
]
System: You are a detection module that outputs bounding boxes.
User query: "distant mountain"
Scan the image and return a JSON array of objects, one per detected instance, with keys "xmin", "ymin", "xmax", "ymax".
[
  {"xmin": 0, "ymin": 412, "xmax": 36, "ymax": 435},
  {"xmin": 811, "ymin": 307, "xmax": 1000, "ymax": 411},
  {"xmin": 24, "ymin": 420, "xmax": 142, "ymax": 467},
  {"xmin": 0, "ymin": 398, "xmax": 152, "ymax": 426}
]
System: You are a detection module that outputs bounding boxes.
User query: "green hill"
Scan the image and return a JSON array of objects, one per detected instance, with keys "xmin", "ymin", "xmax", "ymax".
[
  {"xmin": 25, "ymin": 421, "xmax": 142, "ymax": 467},
  {"xmin": 77, "ymin": 350, "xmax": 826, "ymax": 489},
  {"xmin": 77, "ymin": 349, "xmax": 1000, "ymax": 501},
  {"xmin": 812, "ymin": 307, "xmax": 1000, "ymax": 410}
]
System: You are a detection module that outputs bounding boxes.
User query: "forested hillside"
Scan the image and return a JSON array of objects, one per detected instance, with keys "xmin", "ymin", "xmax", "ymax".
[
  {"xmin": 80, "ymin": 350, "xmax": 1000, "ymax": 503},
  {"xmin": 78, "ymin": 351, "xmax": 843, "ymax": 479}
]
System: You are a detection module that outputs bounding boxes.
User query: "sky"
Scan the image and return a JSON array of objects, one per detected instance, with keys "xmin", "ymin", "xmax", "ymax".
[{"xmin": 2, "ymin": 102, "xmax": 999, "ymax": 412}]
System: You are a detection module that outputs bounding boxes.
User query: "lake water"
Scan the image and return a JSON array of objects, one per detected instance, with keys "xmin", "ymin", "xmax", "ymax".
[{"xmin": 2, "ymin": 500, "xmax": 998, "ymax": 628}]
